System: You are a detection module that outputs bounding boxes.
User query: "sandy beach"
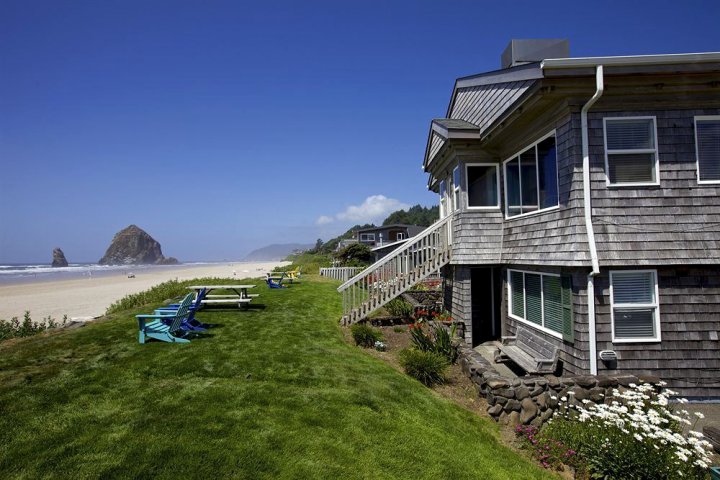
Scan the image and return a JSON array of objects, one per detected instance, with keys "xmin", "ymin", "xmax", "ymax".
[{"xmin": 0, "ymin": 261, "xmax": 289, "ymax": 322}]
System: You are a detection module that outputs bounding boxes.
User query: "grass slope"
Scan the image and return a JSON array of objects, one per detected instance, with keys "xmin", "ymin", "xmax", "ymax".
[{"xmin": 0, "ymin": 278, "xmax": 554, "ymax": 479}]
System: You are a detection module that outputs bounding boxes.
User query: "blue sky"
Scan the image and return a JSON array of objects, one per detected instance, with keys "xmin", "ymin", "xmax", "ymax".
[{"xmin": 2, "ymin": 0, "xmax": 719, "ymax": 262}]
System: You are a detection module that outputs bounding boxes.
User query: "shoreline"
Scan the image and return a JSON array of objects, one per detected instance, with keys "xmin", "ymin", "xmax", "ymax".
[{"xmin": 0, "ymin": 261, "xmax": 289, "ymax": 322}]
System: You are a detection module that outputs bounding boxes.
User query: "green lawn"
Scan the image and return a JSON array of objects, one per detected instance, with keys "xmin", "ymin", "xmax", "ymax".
[{"xmin": 0, "ymin": 277, "xmax": 555, "ymax": 479}]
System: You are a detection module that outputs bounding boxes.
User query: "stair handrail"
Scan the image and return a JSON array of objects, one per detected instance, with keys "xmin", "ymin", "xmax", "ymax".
[{"xmin": 337, "ymin": 214, "xmax": 453, "ymax": 292}]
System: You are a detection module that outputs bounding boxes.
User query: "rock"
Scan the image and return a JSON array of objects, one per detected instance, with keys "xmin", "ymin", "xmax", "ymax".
[
  {"xmin": 486, "ymin": 378, "xmax": 511, "ymax": 389},
  {"xmin": 487, "ymin": 404, "xmax": 504, "ymax": 417},
  {"xmin": 494, "ymin": 396, "xmax": 508, "ymax": 406},
  {"xmin": 596, "ymin": 375, "xmax": 618, "ymax": 388},
  {"xmin": 536, "ymin": 392, "xmax": 549, "ymax": 410},
  {"xmin": 486, "ymin": 393, "xmax": 496, "ymax": 405},
  {"xmin": 504, "ymin": 399, "xmax": 522, "ymax": 412},
  {"xmin": 589, "ymin": 387, "xmax": 606, "ymax": 403},
  {"xmin": 507, "ymin": 411, "xmax": 521, "ymax": 427},
  {"xmin": 495, "ymin": 388, "xmax": 516, "ymax": 399},
  {"xmin": 520, "ymin": 398, "xmax": 538, "ymax": 424},
  {"xmin": 515, "ymin": 386, "xmax": 530, "ymax": 401},
  {"xmin": 637, "ymin": 374, "xmax": 662, "ymax": 386},
  {"xmin": 546, "ymin": 375, "xmax": 562, "ymax": 389},
  {"xmin": 616, "ymin": 375, "xmax": 639, "ymax": 387},
  {"xmin": 540, "ymin": 408, "xmax": 554, "ymax": 423},
  {"xmin": 568, "ymin": 387, "xmax": 589, "ymax": 401},
  {"xmin": 51, "ymin": 248, "xmax": 68, "ymax": 267},
  {"xmin": 98, "ymin": 225, "xmax": 179, "ymax": 265},
  {"xmin": 529, "ymin": 386, "xmax": 544, "ymax": 397},
  {"xmin": 573, "ymin": 376, "xmax": 597, "ymax": 388}
]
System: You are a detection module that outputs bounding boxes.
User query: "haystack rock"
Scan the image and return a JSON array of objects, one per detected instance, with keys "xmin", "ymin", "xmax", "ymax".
[
  {"xmin": 98, "ymin": 225, "xmax": 179, "ymax": 265},
  {"xmin": 51, "ymin": 248, "xmax": 69, "ymax": 267}
]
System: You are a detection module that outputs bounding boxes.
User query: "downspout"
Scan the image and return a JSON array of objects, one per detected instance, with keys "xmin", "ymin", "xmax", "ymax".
[{"xmin": 581, "ymin": 65, "xmax": 603, "ymax": 375}]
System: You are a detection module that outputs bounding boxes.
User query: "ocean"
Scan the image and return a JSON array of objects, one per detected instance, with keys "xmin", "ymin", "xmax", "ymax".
[{"xmin": 0, "ymin": 262, "xmax": 220, "ymax": 285}]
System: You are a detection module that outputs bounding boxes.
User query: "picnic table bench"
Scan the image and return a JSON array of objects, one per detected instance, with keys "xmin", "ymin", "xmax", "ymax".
[
  {"xmin": 187, "ymin": 285, "xmax": 257, "ymax": 309},
  {"xmin": 497, "ymin": 325, "xmax": 560, "ymax": 374}
]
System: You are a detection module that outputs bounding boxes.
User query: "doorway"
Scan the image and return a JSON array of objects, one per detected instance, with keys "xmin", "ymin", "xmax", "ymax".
[{"xmin": 471, "ymin": 267, "xmax": 501, "ymax": 346}]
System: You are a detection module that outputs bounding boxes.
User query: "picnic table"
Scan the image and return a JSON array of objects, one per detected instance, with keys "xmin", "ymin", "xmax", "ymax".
[{"xmin": 187, "ymin": 284, "xmax": 257, "ymax": 309}]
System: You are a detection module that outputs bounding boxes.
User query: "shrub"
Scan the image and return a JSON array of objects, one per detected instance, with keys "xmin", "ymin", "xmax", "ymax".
[
  {"xmin": 0, "ymin": 312, "xmax": 67, "ymax": 342},
  {"xmin": 392, "ymin": 326, "xmax": 405, "ymax": 333},
  {"xmin": 537, "ymin": 383, "xmax": 714, "ymax": 479},
  {"xmin": 408, "ymin": 322, "xmax": 459, "ymax": 364},
  {"xmin": 398, "ymin": 348, "xmax": 448, "ymax": 386},
  {"xmin": 350, "ymin": 323, "xmax": 383, "ymax": 348},
  {"xmin": 105, "ymin": 277, "xmax": 237, "ymax": 314},
  {"xmin": 385, "ymin": 298, "xmax": 414, "ymax": 318}
]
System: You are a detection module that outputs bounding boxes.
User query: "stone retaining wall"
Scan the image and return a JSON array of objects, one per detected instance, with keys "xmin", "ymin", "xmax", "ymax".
[
  {"xmin": 459, "ymin": 345, "xmax": 661, "ymax": 426},
  {"xmin": 403, "ymin": 291, "xmax": 443, "ymax": 307}
]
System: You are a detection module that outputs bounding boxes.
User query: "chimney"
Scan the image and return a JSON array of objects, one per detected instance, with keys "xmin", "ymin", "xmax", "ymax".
[{"xmin": 501, "ymin": 39, "xmax": 570, "ymax": 69}]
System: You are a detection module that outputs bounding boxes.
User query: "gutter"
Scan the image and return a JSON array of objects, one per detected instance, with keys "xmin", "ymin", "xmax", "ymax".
[{"xmin": 580, "ymin": 65, "xmax": 604, "ymax": 375}]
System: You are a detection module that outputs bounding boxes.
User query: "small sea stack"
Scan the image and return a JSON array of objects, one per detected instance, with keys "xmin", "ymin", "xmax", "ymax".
[{"xmin": 51, "ymin": 248, "xmax": 69, "ymax": 267}]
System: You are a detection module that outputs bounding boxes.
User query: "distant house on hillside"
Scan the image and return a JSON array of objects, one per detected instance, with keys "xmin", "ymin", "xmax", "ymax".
[
  {"xmin": 356, "ymin": 224, "xmax": 425, "ymax": 248},
  {"xmin": 339, "ymin": 39, "xmax": 720, "ymax": 397}
]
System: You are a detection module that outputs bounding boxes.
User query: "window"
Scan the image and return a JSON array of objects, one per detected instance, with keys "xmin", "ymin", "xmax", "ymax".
[
  {"xmin": 508, "ymin": 269, "xmax": 573, "ymax": 340},
  {"xmin": 359, "ymin": 233, "xmax": 375, "ymax": 242},
  {"xmin": 695, "ymin": 116, "xmax": 720, "ymax": 184},
  {"xmin": 396, "ymin": 232, "xmax": 406, "ymax": 240},
  {"xmin": 604, "ymin": 117, "xmax": 659, "ymax": 185},
  {"xmin": 439, "ymin": 179, "xmax": 447, "ymax": 217},
  {"xmin": 466, "ymin": 164, "xmax": 499, "ymax": 208},
  {"xmin": 610, "ymin": 270, "xmax": 660, "ymax": 343},
  {"xmin": 503, "ymin": 133, "xmax": 558, "ymax": 217},
  {"xmin": 453, "ymin": 166, "xmax": 461, "ymax": 210}
]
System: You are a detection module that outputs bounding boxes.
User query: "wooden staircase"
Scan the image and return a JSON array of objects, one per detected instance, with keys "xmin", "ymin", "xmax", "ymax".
[{"xmin": 338, "ymin": 215, "xmax": 453, "ymax": 324}]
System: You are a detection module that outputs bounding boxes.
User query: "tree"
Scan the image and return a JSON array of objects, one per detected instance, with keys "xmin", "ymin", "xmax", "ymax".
[{"xmin": 334, "ymin": 243, "xmax": 373, "ymax": 266}]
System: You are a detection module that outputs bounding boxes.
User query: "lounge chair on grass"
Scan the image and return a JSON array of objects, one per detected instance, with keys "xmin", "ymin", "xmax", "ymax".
[
  {"xmin": 137, "ymin": 293, "xmax": 195, "ymax": 344},
  {"xmin": 155, "ymin": 288, "xmax": 215, "ymax": 331},
  {"xmin": 267, "ymin": 273, "xmax": 287, "ymax": 289}
]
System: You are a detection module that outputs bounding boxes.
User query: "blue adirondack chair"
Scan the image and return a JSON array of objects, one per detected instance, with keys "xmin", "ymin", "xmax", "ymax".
[
  {"xmin": 267, "ymin": 273, "xmax": 287, "ymax": 289},
  {"xmin": 136, "ymin": 293, "xmax": 194, "ymax": 344},
  {"xmin": 155, "ymin": 288, "xmax": 212, "ymax": 331}
]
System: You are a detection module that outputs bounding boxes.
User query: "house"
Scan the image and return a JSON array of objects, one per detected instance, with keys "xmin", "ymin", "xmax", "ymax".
[
  {"xmin": 339, "ymin": 39, "xmax": 720, "ymax": 397},
  {"xmin": 355, "ymin": 224, "xmax": 426, "ymax": 248}
]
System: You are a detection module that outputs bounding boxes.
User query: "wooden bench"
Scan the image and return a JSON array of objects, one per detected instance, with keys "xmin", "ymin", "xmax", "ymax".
[
  {"xmin": 497, "ymin": 325, "xmax": 559, "ymax": 374},
  {"xmin": 200, "ymin": 298, "xmax": 252, "ymax": 308},
  {"xmin": 206, "ymin": 294, "xmax": 260, "ymax": 299}
]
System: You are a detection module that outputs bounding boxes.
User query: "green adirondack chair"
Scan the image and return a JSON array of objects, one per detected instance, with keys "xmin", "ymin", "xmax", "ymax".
[{"xmin": 136, "ymin": 293, "xmax": 194, "ymax": 344}]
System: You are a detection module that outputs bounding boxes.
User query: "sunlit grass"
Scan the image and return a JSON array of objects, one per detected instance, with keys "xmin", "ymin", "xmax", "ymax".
[{"xmin": 0, "ymin": 277, "xmax": 555, "ymax": 479}]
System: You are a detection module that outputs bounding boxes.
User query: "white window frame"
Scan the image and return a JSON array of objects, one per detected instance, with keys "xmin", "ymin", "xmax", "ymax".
[
  {"xmin": 446, "ymin": 175, "xmax": 453, "ymax": 213},
  {"xmin": 603, "ymin": 116, "xmax": 660, "ymax": 187},
  {"xmin": 507, "ymin": 268, "xmax": 563, "ymax": 339},
  {"xmin": 610, "ymin": 269, "xmax": 661, "ymax": 343},
  {"xmin": 695, "ymin": 115, "xmax": 720, "ymax": 185},
  {"xmin": 465, "ymin": 163, "xmax": 501, "ymax": 210},
  {"xmin": 359, "ymin": 233, "xmax": 375, "ymax": 242},
  {"xmin": 502, "ymin": 130, "xmax": 559, "ymax": 219},
  {"xmin": 396, "ymin": 232, "xmax": 406, "ymax": 240},
  {"xmin": 452, "ymin": 165, "xmax": 461, "ymax": 211},
  {"xmin": 439, "ymin": 179, "xmax": 447, "ymax": 218}
]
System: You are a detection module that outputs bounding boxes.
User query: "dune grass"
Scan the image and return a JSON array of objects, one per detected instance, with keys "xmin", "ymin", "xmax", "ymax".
[{"xmin": 0, "ymin": 277, "xmax": 555, "ymax": 479}]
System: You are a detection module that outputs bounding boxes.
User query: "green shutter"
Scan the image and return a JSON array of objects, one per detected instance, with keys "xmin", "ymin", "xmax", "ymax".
[
  {"xmin": 561, "ymin": 274, "xmax": 574, "ymax": 342},
  {"xmin": 510, "ymin": 271, "xmax": 524, "ymax": 318},
  {"xmin": 543, "ymin": 275, "xmax": 563, "ymax": 334},
  {"xmin": 525, "ymin": 273, "xmax": 542, "ymax": 325}
]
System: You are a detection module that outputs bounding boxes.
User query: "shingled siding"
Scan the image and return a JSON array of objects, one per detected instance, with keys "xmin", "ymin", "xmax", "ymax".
[
  {"xmin": 450, "ymin": 80, "xmax": 536, "ymax": 135},
  {"xmin": 450, "ymin": 211, "xmax": 503, "ymax": 265},
  {"xmin": 501, "ymin": 115, "xmax": 591, "ymax": 266},
  {"xmin": 585, "ymin": 109, "xmax": 720, "ymax": 266},
  {"xmin": 443, "ymin": 265, "xmax": 473, "ymax": 345},
  {"xmin": 500, "ymin": 266, "xmax": 591, "ymax": 375},
  {"xmin": 592, "ymin": 267, "xmax": 720, "ymax": 398},
  {"xmin": 428, "ymin": 133, "xmax": 444, "ymax": 165}
]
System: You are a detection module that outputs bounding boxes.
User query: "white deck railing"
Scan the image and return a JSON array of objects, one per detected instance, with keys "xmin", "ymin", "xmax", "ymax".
[
  {"xmin": 338, "ymin": 215, "xmax": 453, "ymax": 324},
  {"xmin": 319, "ymin": 267, "xmax": 365, "ymax": 282}
]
